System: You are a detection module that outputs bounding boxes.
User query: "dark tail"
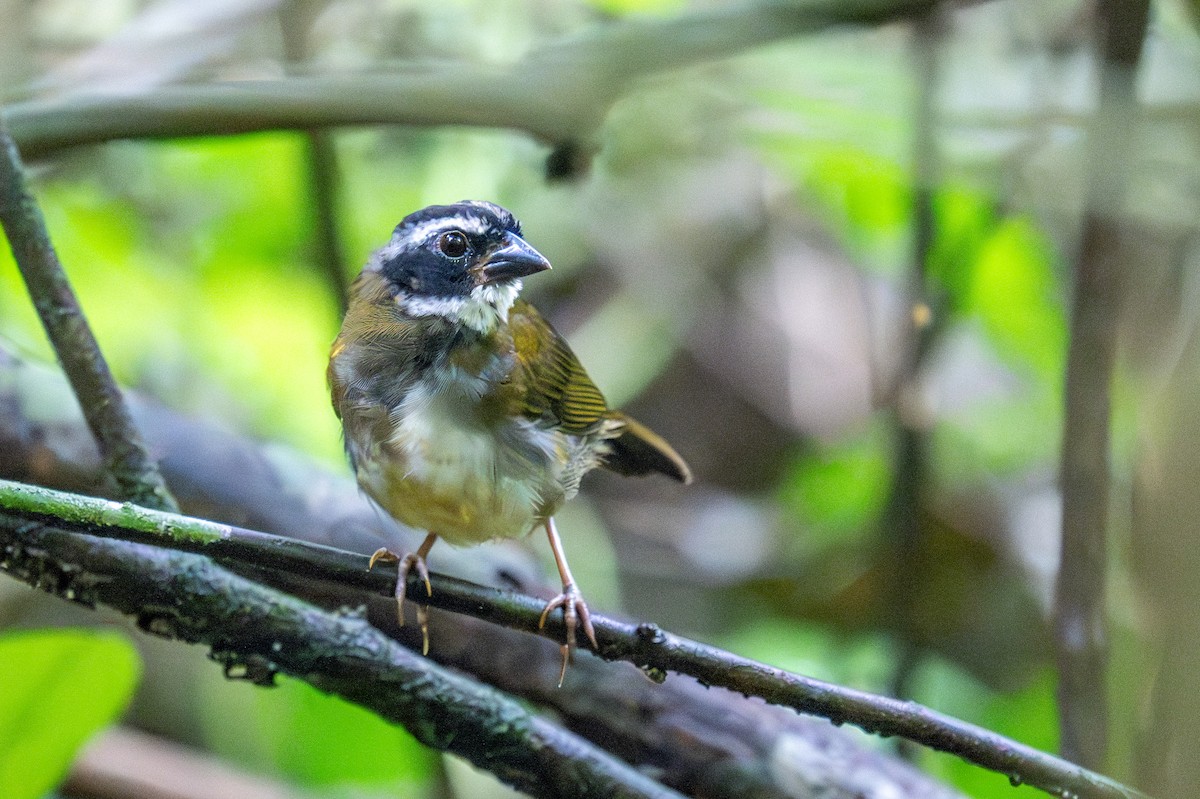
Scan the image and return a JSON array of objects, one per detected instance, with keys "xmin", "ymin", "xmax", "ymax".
[{"xmin": 601, "ymin": 412, "xmax": 692, "ymax": 484}]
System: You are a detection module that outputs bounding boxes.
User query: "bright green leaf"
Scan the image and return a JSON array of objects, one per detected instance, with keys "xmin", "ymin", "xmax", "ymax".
[
  {"xmin": 965, "ymin": 218, "xmax": 1066, "ymax": 381},
  {"xmin": 584, "ymin": 0, "xmax": 685, "ymax": 16},
  {"xmin": 806, "ymin": 148, "xmax": 911, "ymax": 273},
  {"xmin": 199, "ymin": 675, "xmax": 435, "ymax": 789},
  {"xmin": 778, "ymin": 421, "xmax": 891, "ymax": 551},
  {"xmin": 0, "ymin": 629, "xmax": 141, "ymax": 799},
  {"xmin": 928, "ymin": 186, "xmax": 997, "ymax": 301}
]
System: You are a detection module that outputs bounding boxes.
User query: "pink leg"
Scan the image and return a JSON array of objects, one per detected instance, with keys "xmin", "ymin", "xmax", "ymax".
[{"xmin": 536, "ymin": 518, "xmax": 598, "ymax": 686}]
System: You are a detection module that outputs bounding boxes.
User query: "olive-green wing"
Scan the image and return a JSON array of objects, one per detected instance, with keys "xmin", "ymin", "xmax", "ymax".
[
  {"xmin": 509, "ymin": 301, "xmax": 692, "ymax": 484},
  {"xmin": 508, "ymin": 300, "xmax": 609, "ymax": 435}
]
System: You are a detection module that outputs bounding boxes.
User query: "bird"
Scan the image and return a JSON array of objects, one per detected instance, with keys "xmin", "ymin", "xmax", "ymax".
[{"xmin": 328, "ymin": 200, "xmax": 691, "ymax": 683}]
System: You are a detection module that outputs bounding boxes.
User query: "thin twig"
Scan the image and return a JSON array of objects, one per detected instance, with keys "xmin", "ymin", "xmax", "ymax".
[
  {"xmin": 299, "ymin": 131, "xmax": 348, "ymax": 312},
  {"xmin": 0, "ymin": 517, "xmax": 684, "ymax": 799},
  {"xmin": 279, "ymin": 1, "xmax": 350, "ymax": 314},
  {"xmin": 1055, "ymin": 0, "xmax": 1149, "ymax": 769},
  {"xmin": 4, "ymin": 0, "xmax": 934, "ymax": 159},
  {"xmin": 0, "ymin": 119, "xmax": 178, "ymax": 513},
  {"xmin": 0, "ymin": 478, "xmax": 1151, "ymax": 799},
  {"xmin": 881, "ymin": 6, "xmax": 943, "ymax": 724}
]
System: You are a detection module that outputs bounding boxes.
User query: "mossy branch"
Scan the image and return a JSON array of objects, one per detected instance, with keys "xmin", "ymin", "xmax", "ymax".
[
  {"xmin": 0, "ymin": 120, "xmax": 178, "ymax": 513},
  {"xmin": 0, "ymin": 513, "xmax": 683, "ymax": 799},
  {"xmin": 0, "ymin": 478, "xmax": 1150, "ymax": 799}
]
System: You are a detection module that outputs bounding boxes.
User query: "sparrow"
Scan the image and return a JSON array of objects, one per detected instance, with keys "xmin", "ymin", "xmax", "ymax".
[{"xmin": 328, "ymin": 200, "xmax": 690, "ymax": 682}]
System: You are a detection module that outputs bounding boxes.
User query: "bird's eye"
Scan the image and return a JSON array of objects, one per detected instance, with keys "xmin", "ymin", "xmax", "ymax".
[{"xmin": 438, "ymin": 231, "xmax": 469, "ymax": 258}]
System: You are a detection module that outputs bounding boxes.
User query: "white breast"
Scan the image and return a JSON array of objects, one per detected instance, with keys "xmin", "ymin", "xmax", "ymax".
[{"xmin": 381, "ymin": 372, "xmax": 565, "ymax": 544}]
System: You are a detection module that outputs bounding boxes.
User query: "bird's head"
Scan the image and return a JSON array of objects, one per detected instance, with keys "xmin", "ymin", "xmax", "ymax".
[{"xmin": 364, "ymin": 201, "xmax": 551, "ymax": 334}]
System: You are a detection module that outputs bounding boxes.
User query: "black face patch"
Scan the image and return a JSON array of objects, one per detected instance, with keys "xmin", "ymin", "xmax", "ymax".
[
  {"xmin": 380, "ymin": 246, "xmax": 473, "ymax": 296},
  {"xmin": 378, "ymin": 201, "xmax": 524, "ymax": 298}
]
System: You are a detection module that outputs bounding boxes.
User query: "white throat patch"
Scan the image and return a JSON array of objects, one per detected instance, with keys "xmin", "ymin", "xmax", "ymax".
[{"xmin": 396, "ymin": 280, "xmax": 521, "ymax": 334}]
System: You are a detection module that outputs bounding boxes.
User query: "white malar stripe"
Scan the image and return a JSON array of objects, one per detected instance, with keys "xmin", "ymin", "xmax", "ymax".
[
  {"xmin": 397, "ymin": 294, "xmax": 469, "ymax": 319},
  {"xmin": 395, "ymin": 280, "xmax": 522, "ymax": 335}
]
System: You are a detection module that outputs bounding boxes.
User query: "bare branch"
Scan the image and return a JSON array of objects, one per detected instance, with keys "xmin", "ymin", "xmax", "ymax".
[
  {"xmin": 0, "ymin": 478, "xmax": 1150, "ymax": 799},
  {"xmin": 0, "ymin": 119, "xmax": 178, "ymax": 513}
]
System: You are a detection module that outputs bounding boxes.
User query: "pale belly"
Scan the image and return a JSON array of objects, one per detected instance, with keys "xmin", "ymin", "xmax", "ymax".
[{"xmin": 356, "ymin": 400, "xmax": 574, "ymax": 545}]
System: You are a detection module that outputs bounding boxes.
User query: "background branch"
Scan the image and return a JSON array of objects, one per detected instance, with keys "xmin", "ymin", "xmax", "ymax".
[
  {"xmin": 1055, "ymin": 0, "xmax": 1149, "ymax": 769},
  {"xmin": 0, "ymin": 120, "xmax": 177, "ymax": 513},
  {"xmin": 279, "ymin": 0, "xmax": 350, "ymax": 315},
  {"xmin": 880, "ymin": 5, "xmax": 944, "ymax": 722},
  {"xmin": 65, "ymin": 726, "xmax": 315, "ymax": 799},
  {"xmin": 3, "ymin": 0, "xmax": 934, "ymax": 159}
]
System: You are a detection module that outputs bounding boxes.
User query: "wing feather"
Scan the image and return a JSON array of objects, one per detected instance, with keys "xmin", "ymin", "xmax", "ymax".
[
  {"xmin": 509, "ymin": 300, "xmax": 609, "ymax": 435},
  {"xmin": 507, "ymin": 300, "xmax": 691, "ymax": 483}
]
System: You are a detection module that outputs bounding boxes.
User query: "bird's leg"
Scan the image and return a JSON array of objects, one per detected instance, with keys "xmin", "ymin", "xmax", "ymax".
[
  {"xmin": 537, "ymin": 517, "xmax": 598, "ymax": 686},
  {"xmin": 368, "ymin": 532, "xmax": 438, "ymax": 654}
]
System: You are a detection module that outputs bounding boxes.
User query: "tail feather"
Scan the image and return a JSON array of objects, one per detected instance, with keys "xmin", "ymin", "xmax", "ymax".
[{"xmin": 602, "ymin": 413, "xmax": 692, "ymax": 484}]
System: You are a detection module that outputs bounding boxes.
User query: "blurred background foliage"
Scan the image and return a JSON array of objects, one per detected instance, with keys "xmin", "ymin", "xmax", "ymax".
[{"xmin": 1, "ymin": 0, "xmax": 1198, "ymax": 797}]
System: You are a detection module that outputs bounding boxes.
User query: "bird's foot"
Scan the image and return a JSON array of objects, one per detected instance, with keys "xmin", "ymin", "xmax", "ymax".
[
  {"xmin": 538, "ymin": 582, "xmax": 598, "ymax": 687},
  {"xmin": 368, "ymin": 546, "xmax": 433, "ymax": 655}
]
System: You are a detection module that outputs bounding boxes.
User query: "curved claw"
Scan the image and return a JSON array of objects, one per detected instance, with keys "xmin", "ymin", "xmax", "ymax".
[
  {"xmin": 367, "ymin": 533, "xmax": 438, "ymax": 655},
  {"xmin": 368, "ymin": 547, "xmax": 395, "ymax": 570},
  {"xmin": 538, "ymin": 583, "xmax": 598, "ymax": 687}
]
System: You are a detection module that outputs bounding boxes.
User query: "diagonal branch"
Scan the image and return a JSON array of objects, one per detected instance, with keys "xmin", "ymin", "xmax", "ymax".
[
  {"xmin": 0, "ymin": 119, "xmax": 178, "ymax": 513},
  {"xmin": 4, "ymin": 0, "xmax": 935, "ymax": 159},
  {"xmin": 0, "ymin": 478, "xmax": 1150, "ymax": 799}
]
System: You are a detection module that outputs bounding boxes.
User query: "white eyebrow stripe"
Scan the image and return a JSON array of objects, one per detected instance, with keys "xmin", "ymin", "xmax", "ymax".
[
  {"xmin": 364, "ymin": 216, "xmax": 488, "ymax": 272},
  {"xmin": 398, "ymin": 215, "xmax": 492, "ymax": 244}
]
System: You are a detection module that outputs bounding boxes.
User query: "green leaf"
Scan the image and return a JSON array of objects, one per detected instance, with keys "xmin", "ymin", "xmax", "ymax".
[
  {"xmin": 0, "ymin": 629, "xmax": 141, "ymax": 799},
  {"xmin": 584, "ymin": 0, "xmax": 685, "ymax": 15},
  {"xmin": 928, "ymin": 186, "xmax": 997, "ymax": 301},
  {"xmin": 778, "ymin": 421, "xmax": 891, "ymax": 552},
  {"xmin": 199, "ymin": 675, "xmax": 436, "ymax": 789},
  {"xmin": 965, "ymin": 217, "xmax": 1066, "ymax": 381}
]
